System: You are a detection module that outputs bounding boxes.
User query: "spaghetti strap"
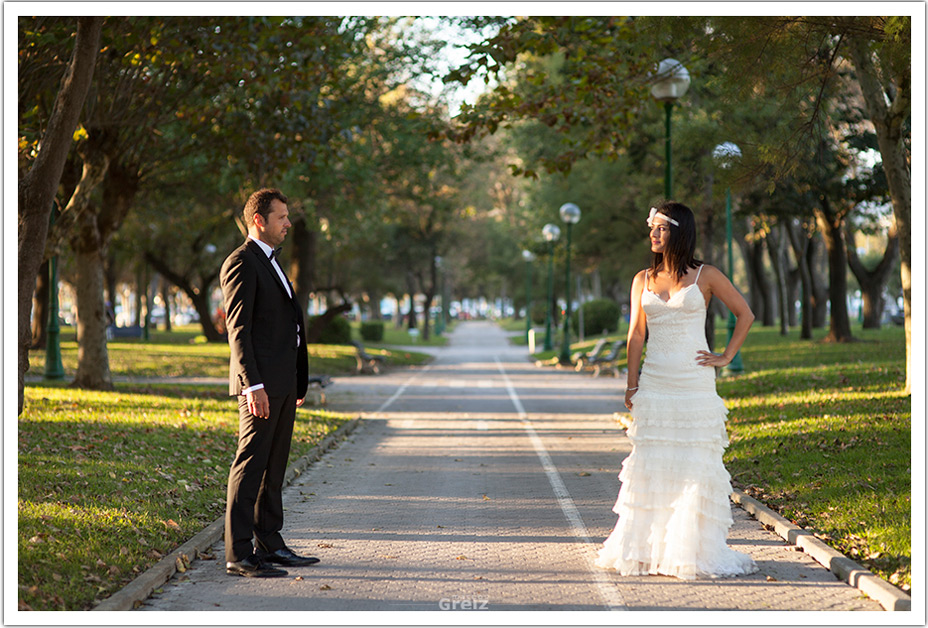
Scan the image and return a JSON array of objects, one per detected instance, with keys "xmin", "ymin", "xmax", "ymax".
[{"xmin": 694, "ymin": 264, "xmax": 704, "ymax": 284}]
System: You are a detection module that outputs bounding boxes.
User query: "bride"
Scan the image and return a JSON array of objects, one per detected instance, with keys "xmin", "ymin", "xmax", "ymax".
[{"xmin": 596, "ymin": 201, "xmax": 758, "ymax": 580}]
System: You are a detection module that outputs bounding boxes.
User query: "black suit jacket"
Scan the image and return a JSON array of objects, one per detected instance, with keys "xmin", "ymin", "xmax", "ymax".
[{"xmin": 220, "ymin": 239, "xmax": 308, "ymax": 399}]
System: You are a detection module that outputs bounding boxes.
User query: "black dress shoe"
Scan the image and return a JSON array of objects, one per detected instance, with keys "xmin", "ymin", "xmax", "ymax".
[
  {"xmin": 226, "ymin": 554, "xmax": 288, "ymax": 578},
  {"xmin": 256, "ymin": 546, "xmax": 320, "ymax": 567}
]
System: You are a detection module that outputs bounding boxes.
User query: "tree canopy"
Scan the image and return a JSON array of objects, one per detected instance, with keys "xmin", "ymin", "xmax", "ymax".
[{"xmin": 17, "ymin": 13, "xmax": 914, "ymax": 400}]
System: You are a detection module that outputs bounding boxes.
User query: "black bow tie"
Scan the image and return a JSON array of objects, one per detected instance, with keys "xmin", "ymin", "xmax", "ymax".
[{"xmin": 270, "ymin": 247, "xmax": 282, "ymax": 261}]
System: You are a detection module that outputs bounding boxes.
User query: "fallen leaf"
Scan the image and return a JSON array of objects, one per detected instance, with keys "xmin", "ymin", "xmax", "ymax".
[{"xmin": 319, "ymin": 584, "xmax": 332, "ymax": 590}]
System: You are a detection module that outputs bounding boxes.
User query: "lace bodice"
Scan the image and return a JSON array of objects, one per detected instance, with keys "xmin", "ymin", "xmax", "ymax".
[{"xmin": 641, "ymin": 267, "xmax": 710, "ymax": 373}]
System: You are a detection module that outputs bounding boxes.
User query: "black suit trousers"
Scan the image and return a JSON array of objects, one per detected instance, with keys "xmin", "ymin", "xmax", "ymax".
[{"xmin": 224, "ymin": 386, "xmax": 297, "ymax": 562}]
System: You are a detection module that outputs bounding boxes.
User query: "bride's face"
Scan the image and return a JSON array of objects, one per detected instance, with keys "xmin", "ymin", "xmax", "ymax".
[{"xmin": 649, "ymin": 219, "xmax": 672, "ymax": 253}]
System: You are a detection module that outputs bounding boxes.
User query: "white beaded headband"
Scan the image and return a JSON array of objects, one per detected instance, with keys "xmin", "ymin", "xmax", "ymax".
[{"xmin": 647, "ymin": 207, "xmax": 679, "ymax": 227}]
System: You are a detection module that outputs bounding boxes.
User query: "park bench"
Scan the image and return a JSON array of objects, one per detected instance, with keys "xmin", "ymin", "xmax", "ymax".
[
  {"xmin": 307, "ymin": 374, "xmax": 333, "ymax": 406},
  {"xmin": 106, "ymin": 325, "xmax": 143, "ymax": 339},
  {"xmin": 589, "ymin": 339, "xmax": 628, "ymax": 378},
  {"xmin": 350, "ymin": 341, "xmax": 386, "ymax": 375},
  {"xmin": 571, "ymin": 336, "xmax": 609, "ymax": 372}
]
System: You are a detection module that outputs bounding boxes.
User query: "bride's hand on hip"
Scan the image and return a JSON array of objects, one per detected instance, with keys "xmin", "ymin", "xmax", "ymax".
[{"xmin": 696, "ymin": 350, "xmax": 731, "ymax": 367}]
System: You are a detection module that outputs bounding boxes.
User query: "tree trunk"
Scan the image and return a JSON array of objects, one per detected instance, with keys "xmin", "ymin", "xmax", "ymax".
[
  {"xmin": 104, "ymin": 246, "xmax": 118, "ymax": 326},
  {"xmin": 786, "ymin": 219, "xmax": 814, "ymax": 340},
  {"xmin": 845, "ymin": 221, "xmax": 899, "ymax": 330},
  {"xmin": 846, "ymin": 33, "xmax": 911, "ymax": 391},
  {"xmin": 405, "ymin": 273, "xmax": 418, "ymax": 330},
  {"xmin": 72, "ymin": 241, "xmax": 113, "ymax": 390},
  {"xmin": 368, "ymin": 289, "xmax": 384, "ymax": 321},
  {"xmin": 422, "ymin": 293, "xmax": 434, "ymax": 341},
  {"xmin": 17, "ymin": 17, "xmax": 103, "ymax": 412},
  {"xmin": 161, "ymin": 277, "xmax": 172, "ymax": 332},
  {"xmin": 144, "ymin": 251, "xmax": 224, "ymax": 342},
  {"xmin": 786, "ymin": 267, "xmax": 801, "ymax": 328},
  {"xmin": 813, "ymin": 196, "xmax": 854, "ymax": 342},
  {"xmin": 742, "ymin": 235, "xmax": 774, "ymax": 327},
  {"xmin": 134, "ymin": 267, "xmax": 144, "ymax": 327},
  {"xmin": 67, "ymin": 154, "xmax": 139, "ymax": 388},
  {"xmin": 808, "ymin": 233, "xmax": 829, "ymax": 328},
  {"xmin": 766, "ymin": 221, "xmax": 790, "ymax": 336},
  {"xmin": 31, "ymin": 259, "xmax": 50, "ymax": 350},
  {"xmin": 289, "ymin": 215, "xmax": 316, "ymax": 319}
]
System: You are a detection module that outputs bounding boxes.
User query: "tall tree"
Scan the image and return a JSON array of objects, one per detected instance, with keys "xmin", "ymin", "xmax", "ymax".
[
  {"xmin": 40, "ymin": 17, "xmax": 227, "ymax": 389},
  {"xmin": 450, "ymin": 15, "xmax": 912, "ymax": 384},
  {"xmin": 18, "ymin": 17, "xmax": 102, "ymax": 412},
  {"xmin": 843, "ymin": 17, "xmax": 912, "ymax": 391}
]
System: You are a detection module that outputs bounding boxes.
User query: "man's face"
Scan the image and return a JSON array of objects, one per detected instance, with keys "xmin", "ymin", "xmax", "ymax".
[{"xmin": 256, "ymin": 199, "xmax": 291, "ymax": 247}]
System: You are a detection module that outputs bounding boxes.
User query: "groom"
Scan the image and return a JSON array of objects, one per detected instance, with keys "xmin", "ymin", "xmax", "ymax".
[{"xmin": 220, "ymin": 188, "xmax": 317, "ymax": 578}]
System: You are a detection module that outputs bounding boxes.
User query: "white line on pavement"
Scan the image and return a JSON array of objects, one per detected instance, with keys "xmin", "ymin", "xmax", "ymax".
[
  {"xmin": 374, "ymin": 365, "xmax": 432, "ymax": 415},
  {"xmin": 495, "ymin": 357, "xmax": 627, "ymax": 612}
]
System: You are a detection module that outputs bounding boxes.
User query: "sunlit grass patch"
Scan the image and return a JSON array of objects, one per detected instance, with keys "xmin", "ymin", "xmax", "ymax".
[
  {"xmin": 717, "ymin": 325, "xmax": 910, "ymax": 591},
  {"xmin": 18, "ymin": 384, "xmax": 352, "ymax": 610},
  {"xmin": 29, "ymin": 332, "xmax": 431, "ymax": 380}
]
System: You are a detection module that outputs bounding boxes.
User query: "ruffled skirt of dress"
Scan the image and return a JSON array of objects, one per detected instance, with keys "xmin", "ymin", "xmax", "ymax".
[{"xmin": 595, "ymin": 388, "xmax": 758, "ymax": 580}]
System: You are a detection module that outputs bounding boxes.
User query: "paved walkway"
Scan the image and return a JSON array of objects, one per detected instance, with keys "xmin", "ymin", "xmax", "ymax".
[{"xmin": 139, "ymin": 321, "xmax": 880, "ymax": 615}]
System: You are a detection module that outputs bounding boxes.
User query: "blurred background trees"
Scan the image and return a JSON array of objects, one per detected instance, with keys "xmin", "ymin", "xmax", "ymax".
[{"xmin": 19, "ymin": 14, "xmax": 912, "ymax": 406}]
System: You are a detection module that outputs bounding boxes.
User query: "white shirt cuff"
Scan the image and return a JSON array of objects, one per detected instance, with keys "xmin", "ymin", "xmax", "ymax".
[{"xmin": 242, "ymin": 383, "xmax": 265, "ymax": 394}]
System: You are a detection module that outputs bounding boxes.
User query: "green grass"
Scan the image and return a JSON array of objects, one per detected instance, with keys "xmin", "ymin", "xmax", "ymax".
[
  {"xmin": 28, "ymin": 324, "xmax": 431, "ymax": 379},
  {"xmin": 18, "ymin": 383, "xmax": 352, "ymax": 610},
  {"xmin": 717, "ymin": 325, "xmax": 910, "ymax": 592},
  {"xmin": 20, "ymin": 325, "xmax": 432, "ymax": 610}
]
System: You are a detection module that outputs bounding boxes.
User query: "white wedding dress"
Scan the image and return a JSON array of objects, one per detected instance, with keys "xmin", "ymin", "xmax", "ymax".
[{"xmin": 595, "ymin": 266, "xmax": 758, "ymax": 580}]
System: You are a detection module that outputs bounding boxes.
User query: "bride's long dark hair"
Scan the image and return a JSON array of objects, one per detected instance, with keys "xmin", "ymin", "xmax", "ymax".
[{"xmin": 649, "ymin": 201, "xmax": 702, "ymax": 280}]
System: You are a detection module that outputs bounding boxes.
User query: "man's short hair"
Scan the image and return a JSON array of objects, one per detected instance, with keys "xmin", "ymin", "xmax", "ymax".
[{"xmin": 243, "ymin": 188, "xmax": 288, "ymax": 226}]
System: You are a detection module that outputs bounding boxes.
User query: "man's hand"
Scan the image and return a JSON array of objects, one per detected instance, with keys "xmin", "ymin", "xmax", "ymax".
[{"xmin": 246, "ymin": 388, "xmax": 270, "ymax": 419}]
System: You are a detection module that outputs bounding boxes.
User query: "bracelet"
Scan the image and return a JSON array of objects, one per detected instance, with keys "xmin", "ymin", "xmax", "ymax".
[{"xmin": 626, "ymin": 387, "xmax": 638, "ymax": 391}]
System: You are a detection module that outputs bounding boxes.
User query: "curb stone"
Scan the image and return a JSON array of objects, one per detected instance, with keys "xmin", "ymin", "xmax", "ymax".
[
  {"xmin": 731, "ymin": 488, "xmax": 911, "ymax": 611},
  {"xmin": 92, "ymin": 417, "xmax": 362, "ymax": 611}
]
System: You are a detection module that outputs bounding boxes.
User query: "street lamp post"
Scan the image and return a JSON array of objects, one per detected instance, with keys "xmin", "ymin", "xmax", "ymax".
[
  {"xmin": 651, "ymin": 58, "xmax": 691, "ymax": 199},
  {"xmin": 557, "ymin": 203, "xmax": 581, "ymax": 365},
  {"xmin": 542, "ymin": 224, "xmax": 561, "ymax": 351},
  {"xmin": 522, "ymin": 250, "xmax": 535, "ymax": 343},
  {"xmin": 712, "ymin": 141, "xmax": 744, "ymax": 374}
]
